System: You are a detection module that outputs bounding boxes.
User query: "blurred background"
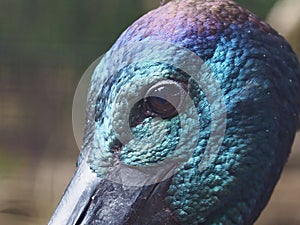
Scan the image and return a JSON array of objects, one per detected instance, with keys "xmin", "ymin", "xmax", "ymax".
[{"xmin": 0, "ymin": 0, "xmax": 299, "ymax": 224}]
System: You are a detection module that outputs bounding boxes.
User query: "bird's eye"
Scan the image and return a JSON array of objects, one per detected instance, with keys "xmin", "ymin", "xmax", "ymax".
[{"xmin": 144, "ymin": 80, "xmax": 187, "ymax": 119}]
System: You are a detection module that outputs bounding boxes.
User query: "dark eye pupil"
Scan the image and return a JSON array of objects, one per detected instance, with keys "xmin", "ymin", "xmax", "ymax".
[
  {"xmin": 145, "ymin": 97, "xmax": 177, "ymax": 118},
  {"xmin": 144, "ymin": 80, "xmax": 186, "ymax": 119}
]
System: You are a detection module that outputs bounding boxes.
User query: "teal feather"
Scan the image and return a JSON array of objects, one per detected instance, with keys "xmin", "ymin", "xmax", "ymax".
[{"xmin": 50, "ymin": 1, "xmax": 300, "ymax": 224}]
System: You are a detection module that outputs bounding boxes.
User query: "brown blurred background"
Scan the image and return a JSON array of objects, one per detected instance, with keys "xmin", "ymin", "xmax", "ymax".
[{"xmin": 0, "ymin": 0, "xmax": 299, "ymax": 224}]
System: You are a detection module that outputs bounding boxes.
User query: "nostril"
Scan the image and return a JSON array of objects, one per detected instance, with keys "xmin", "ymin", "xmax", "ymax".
[{"xmin": 74, "ymin": 196, "xmax": 93, "ymax": 225}]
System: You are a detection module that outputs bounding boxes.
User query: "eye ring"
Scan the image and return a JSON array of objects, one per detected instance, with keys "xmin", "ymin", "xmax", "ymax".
[{"xmin": 144, "ymin": 80, "xmax": 187, "ymax": 119}]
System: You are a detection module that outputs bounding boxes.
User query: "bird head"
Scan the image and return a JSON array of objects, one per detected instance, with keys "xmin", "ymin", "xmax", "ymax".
[{"xmin": 49, "ymin": 0, "xmax": 300, "ymax": 224}]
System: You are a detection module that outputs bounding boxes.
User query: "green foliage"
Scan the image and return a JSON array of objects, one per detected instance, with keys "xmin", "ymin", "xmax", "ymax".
[
  {"xmin": 235, "ymin": 0, "xmax": 279, "ymax": 19},
  {"xmin": 0, "ymin": 0, "xmax": 145, "ymax": 70}
]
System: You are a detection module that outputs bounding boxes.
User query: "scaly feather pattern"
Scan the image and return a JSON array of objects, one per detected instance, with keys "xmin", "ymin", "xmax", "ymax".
[{"xmin": 49, "ymin": 1, "xmax": 300, "ymax": 225}]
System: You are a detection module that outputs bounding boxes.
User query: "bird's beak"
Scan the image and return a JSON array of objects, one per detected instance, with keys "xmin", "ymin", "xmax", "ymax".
[
  {"xmin": 48, "ymin": 149, "xmax": 179, "ymax": 225},
  {"xmin": 48, "ymin": 158, "xmax": 101, "ymax": 225}
]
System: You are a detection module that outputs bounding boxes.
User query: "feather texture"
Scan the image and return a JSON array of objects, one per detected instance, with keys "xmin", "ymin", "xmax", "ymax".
[{"xmin": 50, "ymin": 1, "xmax": 300, "ymax": 224}]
